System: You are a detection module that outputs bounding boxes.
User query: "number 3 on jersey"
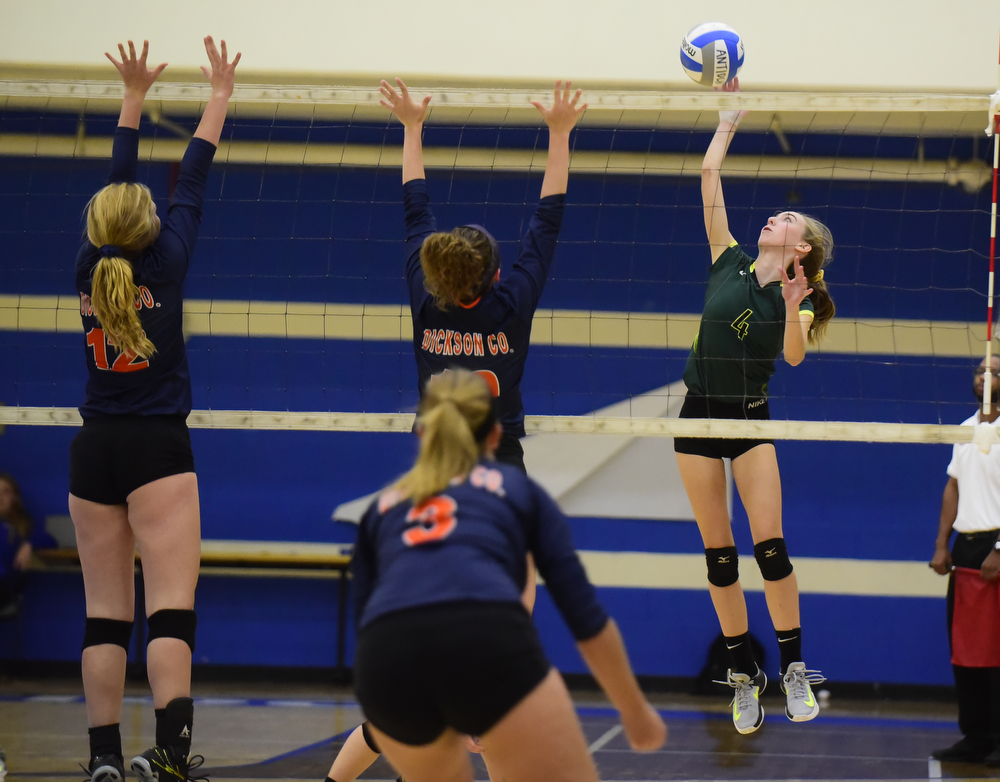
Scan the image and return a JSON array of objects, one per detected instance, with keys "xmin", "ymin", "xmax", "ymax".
[
  {"xmin": 402, "ymin": 495, "xmax": 458, "ymax": 547},
  {"xmin": 86, "ymin": 327, "xmax": 149, "ymax": 372}
]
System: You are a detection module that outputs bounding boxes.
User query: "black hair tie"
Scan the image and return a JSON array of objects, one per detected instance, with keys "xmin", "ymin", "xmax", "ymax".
[
  {"xmin": 98, "ymin": 245, "xmax": 123, "ymax": 258},
  {"xmin": 472, "ymin": 396, "xmax": 502, "ymax": 442}
]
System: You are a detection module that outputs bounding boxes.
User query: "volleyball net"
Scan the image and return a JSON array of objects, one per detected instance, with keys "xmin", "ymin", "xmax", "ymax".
[{"xmin": 0, "ymin": 79, "xmax": 997, "ymax": 446}]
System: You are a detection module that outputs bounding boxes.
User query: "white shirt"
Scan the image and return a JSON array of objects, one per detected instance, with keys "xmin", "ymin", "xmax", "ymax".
[{"xmin": 947, "ymin": 411, "xmax": 1000, "ymax": 533}]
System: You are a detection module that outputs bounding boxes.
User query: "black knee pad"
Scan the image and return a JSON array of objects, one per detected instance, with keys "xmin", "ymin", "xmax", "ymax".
[
  {"xmin": 82, "ymin": 617, "xmax": 134, "ymax": 651},
  {"xmin": 754, "ymin": 538, "xmax": 794, "ymax": 581},
  {"xmin": 705, "ymin": 546, "xmax": 739, "ymax": 587},
  {"xmin": 361, "ymin": 720, "xmax": 381, "ymax": 754},
  {"xmin": 146, "ymin": 609, "xmax": 197, "ymax": 652}
]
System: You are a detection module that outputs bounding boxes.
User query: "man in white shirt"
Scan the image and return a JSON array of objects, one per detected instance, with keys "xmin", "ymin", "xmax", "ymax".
[{"xmin": 930, "ymin": 355, "xmax": 1000, "ymax": 765}]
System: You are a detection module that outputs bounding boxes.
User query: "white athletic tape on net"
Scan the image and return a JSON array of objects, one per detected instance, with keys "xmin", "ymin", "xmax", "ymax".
[{"xmin": 0, "ymin": 405, "xmax": 981, "ymax": 445}]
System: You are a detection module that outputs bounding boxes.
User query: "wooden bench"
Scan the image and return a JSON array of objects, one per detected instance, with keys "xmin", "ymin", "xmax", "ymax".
[{"xmin": 33, "ymin": 540, "xmax": 354, "ymax": 679}]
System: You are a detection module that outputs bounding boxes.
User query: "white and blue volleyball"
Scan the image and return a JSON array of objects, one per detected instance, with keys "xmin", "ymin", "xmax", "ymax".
[{"xmin": 680, "ymin": 22, "xmax": 745, "ymax": 87}]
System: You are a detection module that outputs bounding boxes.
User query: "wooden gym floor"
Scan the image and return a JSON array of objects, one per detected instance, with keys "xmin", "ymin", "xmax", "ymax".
[{"xmin": 1, "ymin": 676, "xmax": 998, "ymax": 781}]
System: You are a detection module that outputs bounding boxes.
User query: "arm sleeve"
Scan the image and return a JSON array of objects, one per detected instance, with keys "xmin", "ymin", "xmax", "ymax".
[
  {"xmin": 403, "ymin": 179, "xmax": 436, "ymax": 305},
  {"xmin": 155, "ymin": 138, "xmax": 218, "ymax": 284},
  {"xmin": 497, "ymin": 194, "xmax": 566, "ymax": 315},
  {"xmin": 946, "ymin": 444, "xmax": 962, "ymax": 479},
  {"xmin": 527, "ymin": 483, "xmax": 608, "ymax": 640},
  {"xmin": 107, "ymin": 126, "xmax": 140, "ymax": 184},
  {"xmin": 351, "ymin": 504, "xmax": 380, "ymax": 627}
]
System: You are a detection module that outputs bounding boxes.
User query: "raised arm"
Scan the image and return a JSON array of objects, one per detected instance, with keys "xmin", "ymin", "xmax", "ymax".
[
  {"xmin": 380, "ymin": 78, "xmax": 431, "ymax": 184},
  {"xmin": 194, "ymin": 36, "xmax": 240, "ymax": 146},
  {"xmin": 105, "ymin": 39, "xmax": 167, "ymax": 130},
  {"xmin": 702, "ymin": 78, "xmax": 747, "ymax": 262},
  {"xmin": 530, "ymin": 81, "xmax": 587, "ymax": 198}
]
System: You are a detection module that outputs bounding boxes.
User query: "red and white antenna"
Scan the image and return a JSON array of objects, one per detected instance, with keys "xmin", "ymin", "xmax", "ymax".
[{"xmin": 983, "ymin": 32, "xmax": 1000, "ymax": 415}]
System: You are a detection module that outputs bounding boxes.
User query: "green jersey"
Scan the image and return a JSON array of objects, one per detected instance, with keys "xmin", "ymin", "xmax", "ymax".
[{"xmin": 683, "ymin": 242, "xmax": 814, "ymax": 403}]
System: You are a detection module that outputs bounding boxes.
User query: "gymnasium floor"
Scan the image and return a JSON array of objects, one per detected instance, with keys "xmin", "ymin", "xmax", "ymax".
[{"xmin": 2, "ymin": 676, "xmax": 997, "ymax": 782}]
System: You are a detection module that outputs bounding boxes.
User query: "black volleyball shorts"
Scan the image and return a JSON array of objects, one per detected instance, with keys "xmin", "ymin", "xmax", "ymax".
[
  {"xmin": 69, "ymin": 415, "xmax": 195, "ymax": 505},
  {"xmin": 355, "ymin": 601, "xmax": 551, "ymax": 745}
]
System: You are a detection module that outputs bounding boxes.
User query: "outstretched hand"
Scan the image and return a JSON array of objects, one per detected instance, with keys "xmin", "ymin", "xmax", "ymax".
[
  {"xmin": 716, "ymin": 77, "xmax": 748, "ymax": 127},
  {"xmin": 781, "ymin": 256, "xmax": 813, "ymax": 307},
  {"xmin": 105, "ymin": 40, "xmax": 167, "ymax": 95},
  {"xmin": 380, "ymin": 78, "xmax": 431, "ymax": 127},
  {"xmin": 531, "ymin": 80, "xmax": 587, "ymax": 135},
  {"xmin": 201, "ymin": 36, "xmax": 240, "ymax": 98}
]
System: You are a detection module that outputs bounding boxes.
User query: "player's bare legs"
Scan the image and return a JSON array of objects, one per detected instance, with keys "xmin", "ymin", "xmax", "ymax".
[
  {"xmin": 367, "ymin": 725, "xmax": 473, "ymax": 782},
  {"xmin": 325, "ymin": 724, "xmax": 380, "ymax": 782},
  {"xmin": 474, "ymin": 669, "xmax": 599, "ymax": 782},
  {"xmin": 731, "ymin": 444, "xmax": 800, "ymax": 631},
  {"xmin": 127, "ymin": 473, "xmax": 201, "ymax": 708},
  {"xmin": 69, "ymin": 496, "xmax": 135, "ymax": 728},
  {"xmin": 675, "ymin": 452, "xmax": 748, "ymax": 635}
]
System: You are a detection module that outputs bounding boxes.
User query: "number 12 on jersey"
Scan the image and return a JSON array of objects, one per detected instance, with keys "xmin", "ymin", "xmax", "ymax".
[{"xmin": 86, "ymin": 327, "xmax": 149, "ymax": 372}]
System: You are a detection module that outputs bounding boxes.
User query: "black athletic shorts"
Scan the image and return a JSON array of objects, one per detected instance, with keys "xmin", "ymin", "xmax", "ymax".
[
  {"xmin": 355, "ymin": 601, "xmax": 551, "ymax": 745},
  {"xmin": 69, "ymin": 415, "xmax": 195, "ymax": 505},
  {"xmin": 494, "ymin": 432, "xmax": 526, "ymax": 473},
  {"xmin": 673, "ymin": 392, "xmax": 773, "ymax": 461}
]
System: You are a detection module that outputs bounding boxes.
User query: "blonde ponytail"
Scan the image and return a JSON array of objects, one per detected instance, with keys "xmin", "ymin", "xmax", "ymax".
[
  {"xmin": 91, "ymin": 256, "xmax": 155, "ymax": 358},
  {"xmin": 393, "ymin": 370, "xmax": 493, "ymax": 505},
  {"xmin": 86, "ymin": 183, "xmax": 160, "ymax": 359}
]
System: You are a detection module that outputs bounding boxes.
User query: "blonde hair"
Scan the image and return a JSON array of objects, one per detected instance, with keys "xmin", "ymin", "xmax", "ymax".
[
  {"xmin": 86, "ymin": 183, "xmax": 159, "ymax": 358},
  {"xmin": 420, "ymin": 227, "xmax": 495, "ymax": 309},
  {"xmin": 392, "ymin": 370, "xmax": 493, "ymax": 505},
  {"xmin": 793, "ymin": 213, "xmax": 836, "ymax": 344}
]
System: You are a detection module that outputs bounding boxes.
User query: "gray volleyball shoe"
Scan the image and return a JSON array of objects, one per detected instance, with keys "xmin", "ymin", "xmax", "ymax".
[
  {"xmin": 717, "ymin": 667, "xmax": 767, "ymax": 734},
  {"xmin": 781, "ymin": 662, "xmax": 826, "ymax": 722}
]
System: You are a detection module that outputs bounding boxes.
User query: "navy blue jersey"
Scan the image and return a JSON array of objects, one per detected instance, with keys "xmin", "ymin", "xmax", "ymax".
[
  {"xmin": 75, "ymin": 127, "xmax": 216, "ymax": 418},
  {"xmin": 352, "ymin": 459, "xmax": 608, "ymax": 642},
  {"xmin": 404, "ymin": 180, "xmax": 565, "ymax": 438}
]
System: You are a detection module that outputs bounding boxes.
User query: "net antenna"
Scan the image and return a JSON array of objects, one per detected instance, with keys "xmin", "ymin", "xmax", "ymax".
[{"xmin": 984, "ymin": 34, "xmax": 1000, "ymax": 417}]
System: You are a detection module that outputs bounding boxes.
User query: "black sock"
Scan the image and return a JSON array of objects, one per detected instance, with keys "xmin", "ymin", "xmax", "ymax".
[
  {"xmin": 723, "ymin": 631, "xmax": 758, "ymax": 676},
  {"xmin": 326, "ymin": 778, "xmax": 338, "ymax": 782},
  {"xmin": 776, "ymin": 627, "xmax": 802, "ymax": 674},
  {"xmin": 88, "ymin": 723, "xmax": 122, "ymax": 762},
  {"xmin": 155, "ymin": 697, "xmax": 194, "ymax": 759}
]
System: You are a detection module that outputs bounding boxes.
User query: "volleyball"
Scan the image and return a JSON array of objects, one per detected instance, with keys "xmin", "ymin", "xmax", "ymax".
[{"xmin": 680, "ymin": 22, "xmax": 745, "ymax": 87}]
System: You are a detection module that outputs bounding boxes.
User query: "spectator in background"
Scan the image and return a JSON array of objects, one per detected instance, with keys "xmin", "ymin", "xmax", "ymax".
[
  {"xmin": 0, "ymin": 472, "xmax": 55, "ymax": 617},
  {"xmin": 930, "ymin": 355, "xmax": 1000, "ymax": 766}
]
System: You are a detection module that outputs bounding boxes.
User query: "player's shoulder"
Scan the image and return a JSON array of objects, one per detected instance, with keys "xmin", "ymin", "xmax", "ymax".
[
  {"xmin": 465, "ymin": 460, "xmax": 538, "ymax": 506},
  {"xmin": 711, "ymin": 241, "xmax": 751, "ymax": 273}
]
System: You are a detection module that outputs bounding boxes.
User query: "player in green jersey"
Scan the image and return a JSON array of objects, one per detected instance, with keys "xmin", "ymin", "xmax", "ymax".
[{"xmin": 674, "ymin": 78, "xmax": 835, "ymax": 735}]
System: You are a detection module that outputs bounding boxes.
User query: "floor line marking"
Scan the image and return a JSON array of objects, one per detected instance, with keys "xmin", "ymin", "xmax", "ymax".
[
  {"xmin": 928, "ymin": 757, "xmax": 942, "ymax": 779},
  {"xmin": 588, "ymin": 724, "xmax": 623, "ymax": 754}
]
